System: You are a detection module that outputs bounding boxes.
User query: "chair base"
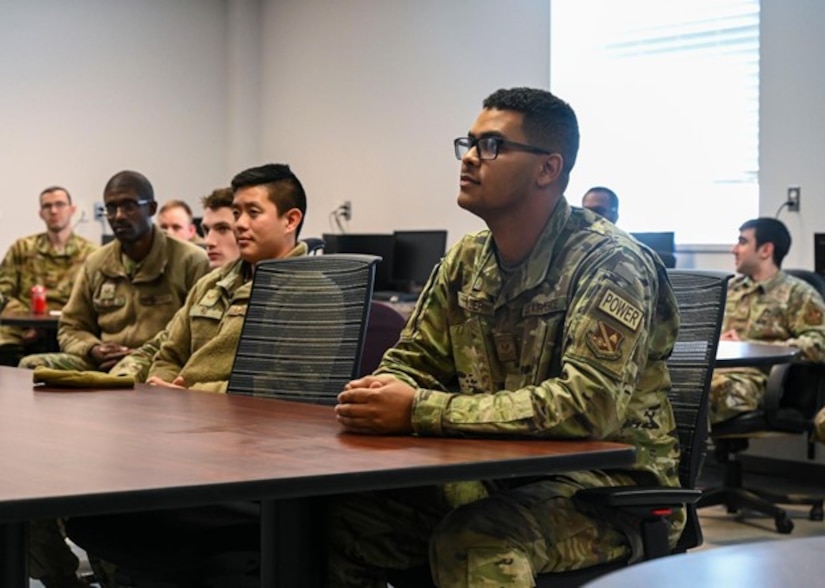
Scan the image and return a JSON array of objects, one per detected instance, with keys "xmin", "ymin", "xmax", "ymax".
[{"xmin": 698, "ymin": 484, "xmax": 824, "ymax": 534}]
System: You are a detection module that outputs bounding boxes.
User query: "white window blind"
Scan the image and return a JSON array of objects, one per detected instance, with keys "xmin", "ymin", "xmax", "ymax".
[{"xmin": 551, "ymin": 0, "xmax": 759, "ymax": 244}]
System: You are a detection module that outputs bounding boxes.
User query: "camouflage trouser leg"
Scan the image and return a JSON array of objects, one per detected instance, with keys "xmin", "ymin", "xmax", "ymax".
[
  {"xmin": 327, "ymin": 473, "xmax": 650, "ymax": 588},
  {"xmin": 28, "ymin": 518, "xmax": 83, "ymax": 586},
  {"xmin": 18, "ymin": 352, "xmax": 97, "ymax": 371},
  {"xmin": 327, "ymin": 486, "xmax": 451, "ymax": 588},
  {"xmin": 709, "ymin": 367, "xmax": 767, "ymax": 424}
]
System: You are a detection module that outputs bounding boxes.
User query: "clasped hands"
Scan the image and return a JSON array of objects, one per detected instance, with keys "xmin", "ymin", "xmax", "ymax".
[
  {"xmin": 335, "ymin": 374, "xmax": 415, "ymax": 434},
  {"xmin": 90, "ymin": 343, "xmax": 132, "ymax": 371}
]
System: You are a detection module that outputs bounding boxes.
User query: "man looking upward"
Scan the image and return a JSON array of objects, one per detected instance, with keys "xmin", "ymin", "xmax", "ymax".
[{"xmin": 329, "ymin": 88, "xmax": 681, "ymax": 586}]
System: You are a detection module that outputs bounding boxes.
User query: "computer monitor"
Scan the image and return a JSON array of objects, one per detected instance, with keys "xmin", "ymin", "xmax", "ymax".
[
  {"xmin": 391, "ymin": 230, "xmax": 448, "ymax": 293},
  {"xmin": 814, "ymin": 234, "xmax": 825, "ymax": 275},
  {"xmin": 322, "ymin": 233, "xmax": 395, "ymax": 291},
  {"xmin": 631, "ymin": 231, "xmax": 677, "ymax": 268}
]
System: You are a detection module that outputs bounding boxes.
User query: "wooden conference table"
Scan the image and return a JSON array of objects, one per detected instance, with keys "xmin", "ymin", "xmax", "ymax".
[{"xmin": 0, "ymin": 366, "xmax": 636, "ymax": 588}]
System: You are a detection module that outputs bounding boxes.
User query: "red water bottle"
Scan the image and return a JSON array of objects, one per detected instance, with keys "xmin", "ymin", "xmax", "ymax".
[{"xmin": 31, "ymin": 285, "xmax": 47, "ymax": 315}]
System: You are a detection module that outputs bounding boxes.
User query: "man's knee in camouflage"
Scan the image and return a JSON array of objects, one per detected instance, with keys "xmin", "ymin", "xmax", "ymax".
[{"xmin": 710, "ymin": 369, "xmax": 767, "ymax": 424}]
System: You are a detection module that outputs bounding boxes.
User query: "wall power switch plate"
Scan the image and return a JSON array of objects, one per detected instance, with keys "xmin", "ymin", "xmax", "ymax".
[{"xmin": 787, "ymin": 186, "xmax": 801, "ymax": 212}]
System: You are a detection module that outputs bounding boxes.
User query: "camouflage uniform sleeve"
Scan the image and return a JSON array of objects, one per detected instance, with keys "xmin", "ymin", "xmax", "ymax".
[
  {"xmin": 406, "ymin": 249, "xmax": 665, "ymax": 439},
  {"xmin": 148, "ymin": 289, "xmax": 198, "ymax": 383},
  {"xmin": 57, "ymin": 264, "xmax": 102, "ymax": 358},
  {"xmin": 375, "ymin": 261, "xmax": 458, "ymax": 394},
  {"xmin": 0, "ymin": 240, "xmax": 27, "ymax": 315},
  {"xmin": 189, "ymin": 380, "xmax": 229, "ymax": 393},
  {"xmin": 784, "ymin": 283, "xmax": 825, "ymax": 362},
  {"xmin": 109, "ymin": 327, "xmax": 170, "ymax": 381}
]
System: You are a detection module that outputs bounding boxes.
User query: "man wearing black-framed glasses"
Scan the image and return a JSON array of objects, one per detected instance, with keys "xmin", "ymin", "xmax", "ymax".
[
  {"xmin": 21, "ymin": 170, "xmax": 210, "ymax": 373},
  {"xmin": 20, "ymin": 171, "xmax": 210, "ymax": 587},
  {"xmin": 331, "ymin": 87, "xmax": 682, "ymax": 587}
]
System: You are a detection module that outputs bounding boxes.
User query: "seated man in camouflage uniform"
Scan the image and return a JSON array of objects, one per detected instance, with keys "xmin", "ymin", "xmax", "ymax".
[
  {"xmin": 581, "ymin": 185, "xmax": 619, "ymax": 224},
  {"xmin": 21, "ymin": 172, "xmax": 209, "ymax": 588},
  {"xmin": 0, "ymin": 186, "xmax": 97, "ymax": 366},
  {"xmin": 110, "ymin": 186, "xmax": 241, "ymax": 381},
  {"xmin": 710, "ymin": 217, "xmax": 825, "ymax": 424},
  {"xmin": 157, "ymin": 198, "xmax": 206, "ymax": 246},
  {"xmin": 138, "ymin": 163, "xmax": 307, "ymax": 392},
  {"xmin": 19, "ymin": 170, "xmax": 210, "ymax": 372},
  {"xmin": 329, "ymin": 87, "xmax": 682, "ymax": 587}
]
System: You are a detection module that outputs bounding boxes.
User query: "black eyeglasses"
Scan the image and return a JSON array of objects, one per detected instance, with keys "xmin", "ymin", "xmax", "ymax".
[
  {"xmin": 454, "ymin": 136, "xmax": 553, "ymax": 160},
  {"xmin": 105, "ymin": 199, "xmax": 150, "ymax": 217}
]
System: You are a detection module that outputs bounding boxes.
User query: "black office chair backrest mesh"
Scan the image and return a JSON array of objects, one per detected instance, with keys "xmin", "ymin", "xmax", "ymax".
[
  {"xmin": 665, "ymin": 269, "xmax": 730, "ymax": 548},
  {"xmin": 228, "ymin": 254, "xmax": 379, "ymax": 404}
]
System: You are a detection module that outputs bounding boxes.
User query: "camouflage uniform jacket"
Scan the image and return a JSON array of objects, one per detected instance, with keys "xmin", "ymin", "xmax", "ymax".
[
  {"xmin": 58, "ymin": 228, "xmax": 210, "ymax": 358},
  {"xmin": 146, "ymin": 241, "xmax": 308, "ymax": 393},
  {"xmin": 377, "ymin": 198, "xmax": 681, "ymax": 488},
  {"xmin": 0, "ymin": 232, "xmax": 97, "ymax": 345},
  {"xmin": 722, "ymin": 272, "xmax": 825, "ymax": 362}
]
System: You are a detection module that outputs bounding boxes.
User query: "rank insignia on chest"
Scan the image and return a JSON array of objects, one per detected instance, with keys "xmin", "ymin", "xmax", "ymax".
[
  {"xmin": 586, "ymin": 321, "xmax": 624, "ymax": 360},
  {"xmin": 493, "ymin": 332, "xmax": 518, "ymax": 363}
]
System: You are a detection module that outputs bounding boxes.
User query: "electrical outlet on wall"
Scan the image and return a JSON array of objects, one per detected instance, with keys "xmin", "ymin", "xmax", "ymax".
[
  {"xmin": 93, "ymin": 202, "xmax": 106, "ymax": 221},
  {"xmin": 787, "ymin": 186, "xmax": 801, "ymax": 212}
]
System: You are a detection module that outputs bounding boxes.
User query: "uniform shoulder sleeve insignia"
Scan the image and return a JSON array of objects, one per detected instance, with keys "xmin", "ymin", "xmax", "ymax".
[
  {"xmin": 597, "ymin": 288, "xmax": 644, "ymax": 331},
  {"xmin": 804, "ymin": 301, "xmax": 824, "ymax": 326},
  {"xmin": 586, "ymin": 321, "xmax": 625, "ymax": 359}
]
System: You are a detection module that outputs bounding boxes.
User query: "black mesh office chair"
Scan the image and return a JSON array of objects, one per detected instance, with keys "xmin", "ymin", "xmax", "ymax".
[
  {"xmin": 67, "ymin": 254, "xmax": 379, "ymax": 587},
  {"xmin": 300, "ymin": 237, "xmax": 326, "ymax": 255},
  {"xmin": 358, "ymin": 300, "xmax": 407, "ymax": 377},
  {"xmin": 698, "ymin": 268, "xmax": 825, "ymax": 533},
  {"xmin": 389, "ymin": 270, "xmax": 730, "ymax": 588}
]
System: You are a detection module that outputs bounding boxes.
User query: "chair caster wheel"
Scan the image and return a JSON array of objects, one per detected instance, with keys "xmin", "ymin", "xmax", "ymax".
[
  {"xmin": 810, "ymin": 504, "xmax": 824, "ymax": 521},
  {"xmin": 775, "ymin": 514, "xmax": 794, "ymax": 534}
]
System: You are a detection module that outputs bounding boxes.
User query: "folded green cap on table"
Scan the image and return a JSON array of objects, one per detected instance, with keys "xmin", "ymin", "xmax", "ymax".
[{"xmin": 33, "ymin": 366, "xmax": 136, "ymax": 389}]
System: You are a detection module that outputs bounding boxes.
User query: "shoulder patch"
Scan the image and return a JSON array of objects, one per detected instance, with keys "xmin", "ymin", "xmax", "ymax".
[
  {"xmin": 597, "ymin": 288, "xmax": 644, "ymax": 331},
  {"xmin": 586, "ymin": 321, "xmax": 625, "ymax": 360}
]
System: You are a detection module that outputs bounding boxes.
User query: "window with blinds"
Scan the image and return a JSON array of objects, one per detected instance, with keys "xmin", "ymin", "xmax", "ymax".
[{"xmin": 551, "ymin": 0, "xmax": 759, "ymax": 244}]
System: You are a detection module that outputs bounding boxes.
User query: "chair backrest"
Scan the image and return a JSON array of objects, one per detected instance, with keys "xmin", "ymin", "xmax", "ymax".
[
  {"xmin": 228, "ymin": 254, "xmax": 379, "ymax": 404},
  {"xmin": 358, "ymin": 301, "xmax": 407, "ymax": 377},
  {"xmin": 665, "ymin": 269, "xmax": 731, "ymax": 548},
  {"xmin": 785, "ymin": 268, "xmax": 825, "ymax": 299},
  {"xmin": 300, "ymin": 237, "xmax": 326, "ymax": 255}
]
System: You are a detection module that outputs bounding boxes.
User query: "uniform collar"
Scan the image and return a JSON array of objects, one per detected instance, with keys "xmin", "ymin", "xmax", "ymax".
[
  {"xmin": 99, "ymin": 227, "xmax": 168, "ymax": 282},
  {"xmin": 469, "ymin": 197, "xmax": 571, "ymax": 308}
]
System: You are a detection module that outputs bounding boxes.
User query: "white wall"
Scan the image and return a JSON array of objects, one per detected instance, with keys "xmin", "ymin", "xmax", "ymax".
[
  {"xmin": 0, "ymin": 0, "xmax": 230, "ymax": 250},
  {"xmin": 258, "ymin": 0, "xmax": 550, "ymax": 245}
]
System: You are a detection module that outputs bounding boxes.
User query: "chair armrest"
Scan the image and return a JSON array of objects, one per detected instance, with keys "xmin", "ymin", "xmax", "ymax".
[{"xmin": 576, "ymin": 485, "xmax": 702, "ymax": 509}]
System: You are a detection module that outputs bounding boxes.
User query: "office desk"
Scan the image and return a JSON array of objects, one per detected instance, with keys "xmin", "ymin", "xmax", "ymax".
[
  {"xmin": 715, "ymin": 340, "xmax": 801, "ymax": 368},
  {"xmin": 584, "ymin": 536, "xmax": 825, "ymax": 588},
  {"xmin": 0, "ymin": 366, "xmax": 635, "ymax": 587}
]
